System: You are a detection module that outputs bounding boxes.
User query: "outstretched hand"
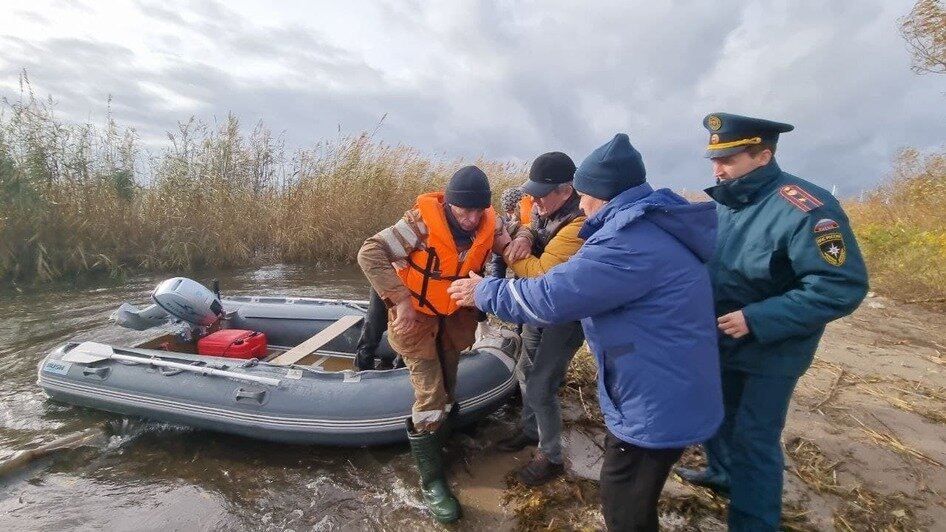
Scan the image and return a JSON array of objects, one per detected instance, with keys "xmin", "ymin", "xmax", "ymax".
[{"xmin": 448, "ymin": 271, "xmax": 483, "ymax": 307}]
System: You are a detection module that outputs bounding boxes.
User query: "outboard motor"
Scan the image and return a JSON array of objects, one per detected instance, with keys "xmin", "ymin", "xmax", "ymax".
[
  {"xmin": 112, "ymin": 277, "xmax": 224, "ymax": 331},
  {"xmin": 151, "ymin": 277, "xmax": 224, "ymax": 327}
]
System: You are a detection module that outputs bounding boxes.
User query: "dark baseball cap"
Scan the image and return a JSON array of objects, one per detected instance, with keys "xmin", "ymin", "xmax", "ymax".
[{"xmin": 521, "ymin": 151, "xmax": 576, "ymax": 198}]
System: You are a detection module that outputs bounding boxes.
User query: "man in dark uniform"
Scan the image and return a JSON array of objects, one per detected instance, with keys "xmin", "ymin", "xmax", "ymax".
[{"xmin": 675, "ymin": 113, "xmax": 869, "ymax": 531}]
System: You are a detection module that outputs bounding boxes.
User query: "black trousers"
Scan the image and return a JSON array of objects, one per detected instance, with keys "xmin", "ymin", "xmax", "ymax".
[
  {"xmin": 599, "ymin": 432, "xmax": 684, "ymax": 532},
  {"xmin": 355, "ymin": 289, "xmax": 393, "ymax": 362}
]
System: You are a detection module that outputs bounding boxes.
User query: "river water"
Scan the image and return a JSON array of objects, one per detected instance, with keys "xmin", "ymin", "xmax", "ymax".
[{"xmin": 0, "ymin": 265, "xmax": 520, "ymax": 531}]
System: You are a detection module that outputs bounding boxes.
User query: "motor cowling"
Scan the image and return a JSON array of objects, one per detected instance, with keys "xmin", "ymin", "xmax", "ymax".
[{"xmin": 151, "ymin": 277, "xmax": 224, "ymax": 327}]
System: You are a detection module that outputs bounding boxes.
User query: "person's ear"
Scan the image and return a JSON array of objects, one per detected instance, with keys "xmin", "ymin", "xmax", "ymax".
[{"xmin": 759, "ymin": 149, "xmax": 773, "ymax": 165}]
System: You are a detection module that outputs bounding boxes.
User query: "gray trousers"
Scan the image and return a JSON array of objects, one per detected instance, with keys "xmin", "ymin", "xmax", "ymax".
[{"xmin": 517, "ymin": 322, "xmax": 585, "ymax": 464}]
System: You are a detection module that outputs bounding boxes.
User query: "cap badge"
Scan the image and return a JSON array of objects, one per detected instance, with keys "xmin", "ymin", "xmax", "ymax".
[
  {"xmin": 707, "ymin": 115, "xmax": 722, "ymax": 131},
  {"xmin": 710, "ymin": 134, "xmax": 720, "ymax": 145}
]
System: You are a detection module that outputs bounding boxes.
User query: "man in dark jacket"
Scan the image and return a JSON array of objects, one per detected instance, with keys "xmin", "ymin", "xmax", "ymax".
[
  {"xmin": 449, "ymin": 134, "xmax": 723, "ymax": 531},
  {"xmin": 493, "ymin": 152, "xmax": 587, "ymax": 486},
  {"xmin": 675, "ymin": 113, "xmax": 869, "ymax": 531}
]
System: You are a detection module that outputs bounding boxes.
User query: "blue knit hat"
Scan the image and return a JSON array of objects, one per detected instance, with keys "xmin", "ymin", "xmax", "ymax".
[{"xmin": 573, "ymin": 134, "xmax": 646, "ymax": 200}]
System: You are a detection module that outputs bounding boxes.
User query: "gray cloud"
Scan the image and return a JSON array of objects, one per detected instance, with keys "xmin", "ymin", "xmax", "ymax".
[
  {"xmin": 14, "ymin": 10, "xmax": 51, "ymax": 26},
  {"xmin": 134, "ymin": 1, "xmax": 187, "ymax": 26},
  {"xmin": 1, "ymin": 0, "xmax": 943, "ymax": 196},
  {"xmin": 0, "ymin": 36, "xmax": 144, "ymax": 120}
]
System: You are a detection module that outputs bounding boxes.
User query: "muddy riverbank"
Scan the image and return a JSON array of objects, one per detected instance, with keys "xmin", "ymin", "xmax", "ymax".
[{"xmin": 476, "ymin": 294, "xmax": 946, "ymax": 531}]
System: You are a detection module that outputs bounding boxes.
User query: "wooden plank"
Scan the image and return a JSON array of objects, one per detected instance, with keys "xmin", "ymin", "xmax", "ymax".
[
  {"xmin": 309, "ymin": 355, "xmax": 331, "ymax": 369},
  {"xmin": 269, "ymin": 314, "xmax": 363, "ymax": 366}
]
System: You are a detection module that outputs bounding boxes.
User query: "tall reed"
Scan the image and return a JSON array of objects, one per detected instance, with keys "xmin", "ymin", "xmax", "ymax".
[
  {"xmin": 0, "ymin": 81, "xmax": 524, "ymax": 286},
  {"xmin": 9, "ymin": 79, "xmax": 940, "ymax": 302}
]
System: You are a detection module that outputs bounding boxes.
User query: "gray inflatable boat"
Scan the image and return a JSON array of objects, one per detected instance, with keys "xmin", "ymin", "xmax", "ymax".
[{"xmin": 37, "ymin": 278, "xmax": 520, "ymax": 446}]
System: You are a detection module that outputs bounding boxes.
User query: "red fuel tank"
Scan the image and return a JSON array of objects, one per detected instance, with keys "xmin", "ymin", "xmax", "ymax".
[{"xmin": 197, "ymin": 329, "xmax": 267, "ymax": 359}]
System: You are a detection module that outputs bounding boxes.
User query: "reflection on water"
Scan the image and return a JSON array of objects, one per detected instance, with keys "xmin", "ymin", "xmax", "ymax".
[{"xmin": 0, "ymin": 265, "xmax": 512, "ymax": 531}]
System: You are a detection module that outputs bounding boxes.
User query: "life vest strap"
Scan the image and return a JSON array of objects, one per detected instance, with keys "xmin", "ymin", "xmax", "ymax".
[{"xmin": 416, "ymin": 248, "xmax": 437, "ymax": 313}]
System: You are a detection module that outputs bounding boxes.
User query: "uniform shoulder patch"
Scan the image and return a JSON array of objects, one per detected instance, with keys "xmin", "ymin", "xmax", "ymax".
[
  {"xmin": 815, "ymin": 230, "xmax": 847, "ymax": 266},
  {"xmin": 779, "ymin": 185, "xmax": 824, "ymax": 213}
]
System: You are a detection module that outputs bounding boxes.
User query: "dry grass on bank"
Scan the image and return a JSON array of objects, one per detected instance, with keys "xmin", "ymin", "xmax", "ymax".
[
  {"xmin": 503, "ymin": 474, "xmax": 604, "ymax": 532},
  {"xmin": 561, "ymin": 347, "xmax": 603, "ymax": 426},
  {"xmin": 785, "ymin": 437, "xmax": 922, "ymax": 532},
  {"xmin": 0, "ymin": 81, "xmax": 524, "ymax": 286},
  {"xmin": 845, "ymin": 147, "xmax": 946, "ymax": 306},
  {"xmin": 5, "ymin": 73, "xmax": 946, "ymax": 302}
]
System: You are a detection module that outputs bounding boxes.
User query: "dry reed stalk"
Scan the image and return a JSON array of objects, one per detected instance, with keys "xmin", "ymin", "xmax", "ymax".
[
  {"xmin": 666, "ymin": 447, "xmax": 816, "ymax": 530},
  {"xmin": 850, "ymin": 416, "xmax": 944, "ymax": 467},
  {"xmin": 853, "ymin": 381, "xmax": 946, "ymax": 425},
  {"xmin": 502, "ymin": 473, "xmax": 603, "ymax": 531},
  {"xmin": 833, "ymin": 485, "xmax": 918, "ymax": 532},
  {"xmin": 897, "ymin": 380, "xmax": 946, "ymax": 403},
  {"xmin": 813, "ymin": 360, "xmax": 946, "ymax": 425},
  {"xmin": 811, "ymin": 359, "xmax": 843, "ymax": 370},
  {"xmin": 811, "ymin": 364, "xmax": 847, "ymax": 411},
  {"xmin": 836, "ymin": 365, "xmax": 946, "ymax": 424},
  {"xmin": 561, "ymin": 347, "xmax": 604, "ymax": 425},
  {"xmin": 0, "ymin": 86, "xmax": 528, "ymax": 283},
  {"xmin": 788, "ymin": 438, "xmax": 846, "ymax": 496},
  {"xmin": 786, "ymin": 437, "xmax": 920, "ymax": 531}
]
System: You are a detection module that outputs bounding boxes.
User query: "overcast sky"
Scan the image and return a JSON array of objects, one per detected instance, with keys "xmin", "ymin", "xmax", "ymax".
[{"xmin": 1, "ymin": 0, "xmax": 944, "ymax": 195}]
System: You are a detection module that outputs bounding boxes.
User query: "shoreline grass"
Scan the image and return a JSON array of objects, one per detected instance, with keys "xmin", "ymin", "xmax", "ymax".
[
  {"xmin": 3, "ymin": 82, "xmax": 944, "ymax": 302},
  {"xmin": 845, "ymin": 147, "xmax": 946, "ymax": 306},
  {"xmin": 0, "ymin": 82, "xmax": 524, "ymax": 287}
]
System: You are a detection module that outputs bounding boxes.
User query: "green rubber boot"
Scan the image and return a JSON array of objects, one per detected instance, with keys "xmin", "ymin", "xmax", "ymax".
[{"xmin": 406, "ymin": 419, "xmax": 462, "ymax": 523}]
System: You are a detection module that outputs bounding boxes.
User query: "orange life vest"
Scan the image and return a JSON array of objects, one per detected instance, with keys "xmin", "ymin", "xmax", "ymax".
[
  {"xmin": 520, "ymin": 195, "xmax": 534, "ymax": 225},
  {"xmin": 397, "ymin": 192, "xmax": 496, "ymax": 317}
]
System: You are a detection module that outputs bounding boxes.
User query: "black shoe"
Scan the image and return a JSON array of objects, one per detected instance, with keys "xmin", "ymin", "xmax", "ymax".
[
  {"xmin": 516, "ymin": 452, "xmax": 565, "ymax": 486},
  {"xmin": 376, "ymin": 358, "xmax": 395, "ymax": 370},
  {"xmin": 495, "ymin": 431, "xmax": 539, "ymax": 452},
  {"xmin": 354, "ymin": 350, "xmax": 375, "ymax": 371},
  {"xmin": 673, "ymin": 466, "xmax": 731, "ymax": 495}
]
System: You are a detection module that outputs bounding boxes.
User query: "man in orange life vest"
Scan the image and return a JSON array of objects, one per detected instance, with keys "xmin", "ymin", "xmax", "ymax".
[{"xmin": 356, "ymin": 165, "xmax": 515, "ymax": 523}]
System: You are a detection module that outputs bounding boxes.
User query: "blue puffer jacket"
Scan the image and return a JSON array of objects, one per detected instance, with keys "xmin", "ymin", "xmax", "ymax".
[{"xmin": 475, "ymin": 183, "xmax": 723, "ymax": 448}]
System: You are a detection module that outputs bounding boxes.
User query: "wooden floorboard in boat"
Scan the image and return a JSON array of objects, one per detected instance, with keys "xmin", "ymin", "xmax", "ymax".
[
  {"xmin": 136, "ymin": 334, "xmax": 198, "ymax": 354},
  {"xmin": 317, "ymin": 356, "xmax": 358, "ymax": 372}
]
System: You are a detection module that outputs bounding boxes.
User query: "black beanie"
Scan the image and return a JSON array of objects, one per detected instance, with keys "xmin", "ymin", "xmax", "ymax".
[{"xmin": 445, "ymin": 165, "xmax": 492, "ymax": 208}]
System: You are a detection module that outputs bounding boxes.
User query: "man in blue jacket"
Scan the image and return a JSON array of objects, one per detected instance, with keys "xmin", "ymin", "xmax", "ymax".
[
  {"xmin": 449, "ymin": 133, "xmax": 723, "ymax": 531},
  {"xmin": 675, "ymin": 113, "xmax": 869, "ymax": 531}
]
